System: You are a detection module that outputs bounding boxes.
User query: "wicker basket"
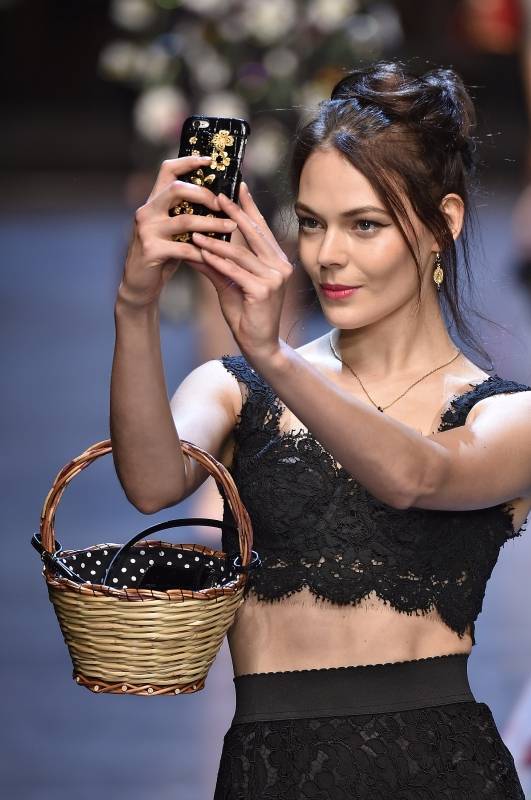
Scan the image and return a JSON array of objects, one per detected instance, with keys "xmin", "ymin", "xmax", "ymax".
[{"xmin": 33, "ymin": 438, "xmax": 254, "ymax": 696}]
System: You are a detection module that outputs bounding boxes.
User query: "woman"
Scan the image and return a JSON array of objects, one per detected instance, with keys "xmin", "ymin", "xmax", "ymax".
[{"xmin": 110, "ymin": 61, "xmax": 531, "ymax": 798}]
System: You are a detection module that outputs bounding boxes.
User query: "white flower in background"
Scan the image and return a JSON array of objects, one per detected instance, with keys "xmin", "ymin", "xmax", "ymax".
[
  {"xmin": 263, "ymin": 47, "xmax": 298, "ymax": 79},
  {"xmin": 244, "ymin": 121, "xmax": 289, "ymax": 177},
  {"xmin": 306, "ymin": 0, "xmax": 359, "ymax": 33},
  {"xmin": 192, "ymin": 49, "xmax": 232, "ymax": 92},
  {"xmin": 346, "ymin": 14, "xmax": 380, "ymax": 46},
  {"xmin": 98, "ymin": 41, "xmax": 142, "ymax": 81},
  {"xmin": 369, "ymin": 2, "xmax": 403, "ymax": 49},
  {"xmin": 180, "ymin": 0, "xmax": 234, "ymax": 13},
  {"xmin": 217, "ymin": 15, "xmax": 248, "ymax": 43},
  {"xmin": 344, "ymin": 3, "xmax": 403, "ymax": 55},
  {"xmin": 197, "ymin": 91, "xmax": 249, "ymax": 121},
  {"xmin": 110, "ymin": 0, "xmax": 158, "ymax": 31},
  {"xmin": 98, "ymin": 40, "xmax": 174, "ymax": 83},
  {"xmin": 133, "ymin": 85, "xmax": 188, "ymax": 145},
  {"xmin": 240, "ymin": 0, "xmax": 297, "ymax": 45},
  {"xmin": 178, "ymin": 24, "xmax": 226, "ymax": 77},
  {"xmin": 134, "ymin": 43, "xmax": 174, "ymax": 82}
]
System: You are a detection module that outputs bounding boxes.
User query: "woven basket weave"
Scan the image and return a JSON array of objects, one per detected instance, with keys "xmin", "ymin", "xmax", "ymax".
[{"xmin": 36, "ymin": 438, "xmax": 253, "ymax": 696}]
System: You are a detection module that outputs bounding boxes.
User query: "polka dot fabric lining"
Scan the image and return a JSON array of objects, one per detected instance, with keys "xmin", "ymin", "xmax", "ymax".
[{"xmin": 57, "ymin": 541, "xmax": 239, "ymax": 590}]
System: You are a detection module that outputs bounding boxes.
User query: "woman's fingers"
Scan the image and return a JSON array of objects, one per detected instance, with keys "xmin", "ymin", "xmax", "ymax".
[
  {"xmin": 239, "ymin": 182, "xmax": 274, "ymax": 240},
  {"xmin": 191, "ymin": 231, "xmax": 278, "ymax": 280},
  {"xmin": 198, "ymin": 246, "xmax": 278, "ymax": 296},
  {"xmin": 147, "ymin": 177, "xmax": 221, "ymax": 217},
  {"xmin": 135, "ymin": 236, "xmax": 206, "ymax": 267},
  {"xmin": 218, "ymin": 186, "xmax": 289, "ymax": 262},
  {"xmin": 189, "ymin": 251, "xmax": 240, "ymax": 292},
  {"xmin": 147, "ymin": 155, "xmax": 214, "ymax": 201},
  {"xmin": 160, "ymin": 213, "xmax": 237, "ymax": 240},
  {"xmin": 191, "ymin": 233, "xmax": 289, "ymax": 305}
]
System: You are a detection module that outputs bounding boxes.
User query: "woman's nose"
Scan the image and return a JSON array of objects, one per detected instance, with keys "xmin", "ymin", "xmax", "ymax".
[{"xmin": 317, "ymin": 229, "xmax": 350, "ymax": 268}]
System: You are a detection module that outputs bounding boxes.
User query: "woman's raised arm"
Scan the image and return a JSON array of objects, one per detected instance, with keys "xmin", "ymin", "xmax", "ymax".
[{"xmin": 109, "ymin": 155, "xmax": 238, "ymax": 513}]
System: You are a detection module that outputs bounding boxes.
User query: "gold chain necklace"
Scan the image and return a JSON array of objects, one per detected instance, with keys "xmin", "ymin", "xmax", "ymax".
[{"xmin": 329, "ymin": 332, "xmax": 462, "ymax": 412}]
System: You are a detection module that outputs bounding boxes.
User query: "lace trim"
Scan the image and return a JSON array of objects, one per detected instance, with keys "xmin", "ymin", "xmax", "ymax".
[
  {"xmin": 437, "ymin": 373, "xmax": 531, "ymax": 430},
  {"xmin": 221, "ymin": 354, "xmax": 530, "ymax": 537}
]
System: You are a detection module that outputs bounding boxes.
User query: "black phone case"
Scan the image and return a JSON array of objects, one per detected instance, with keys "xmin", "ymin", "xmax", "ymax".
[{"xmin": 172, "ymin": 115, "xmax": 251, "ymax": 242}]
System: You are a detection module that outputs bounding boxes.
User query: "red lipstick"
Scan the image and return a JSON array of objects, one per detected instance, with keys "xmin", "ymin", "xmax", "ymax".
[
  {"xmin": 320, "ymin": 283, "xmax": 362, "ymax": 300},
  {"xmin": 320, "ymin": 283, "xmax": 360, "ymax": 289}
]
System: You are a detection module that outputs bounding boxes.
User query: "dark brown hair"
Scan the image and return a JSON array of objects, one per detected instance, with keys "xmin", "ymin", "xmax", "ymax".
[{"xmin": 283, "ymin": 60, "xmax": 503, "ymax": 369}]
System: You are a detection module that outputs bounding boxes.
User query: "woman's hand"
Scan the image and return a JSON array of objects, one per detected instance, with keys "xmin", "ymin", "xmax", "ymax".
[
  {"xmin": 189, "ymin": 183, "xmax": 294, "ymax": 360},
  {"xmin": 117, "ymin": 155, "xmax": 238, "ymax": 309}
]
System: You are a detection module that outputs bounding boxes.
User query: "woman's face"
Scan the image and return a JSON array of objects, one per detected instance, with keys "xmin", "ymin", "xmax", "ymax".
[{"xmin": 294, "ymin": 147, "xmax": 436, "ymax": 328}]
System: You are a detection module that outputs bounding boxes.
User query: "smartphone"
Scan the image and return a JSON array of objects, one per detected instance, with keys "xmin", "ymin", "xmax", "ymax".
[{"xmin": 172, "ymin": 115, "xmax": 251, "ymax": 242}]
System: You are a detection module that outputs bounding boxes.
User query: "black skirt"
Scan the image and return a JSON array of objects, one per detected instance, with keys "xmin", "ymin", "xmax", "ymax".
[{"xmin": 213, "ymin": 653, "xmax": 524, "ymax": 799}]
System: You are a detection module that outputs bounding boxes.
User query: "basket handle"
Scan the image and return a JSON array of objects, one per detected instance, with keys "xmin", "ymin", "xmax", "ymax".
[
  {"xmin": 101, "ymin": 516, "xmax": 258, "ymax": 587},
  {"xmin": 37, "ymin": 438, "xmax": 253, "ymax": 571}
]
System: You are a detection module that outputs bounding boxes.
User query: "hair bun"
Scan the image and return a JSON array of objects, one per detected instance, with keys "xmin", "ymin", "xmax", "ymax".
[
  {"xmin": 330, "ymin": 62, "xmax": 414, "ymax": 118},
  {"xmin": 420, "ymin": 67, "xmax": 476, "ymax": 150},
  {"xmin": 330, "ymin": 61, "xmax": 477, "ymax": 170}
]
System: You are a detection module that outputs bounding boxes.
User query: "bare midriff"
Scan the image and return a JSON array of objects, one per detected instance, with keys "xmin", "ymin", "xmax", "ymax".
[{"xmin": 227, "ymin": 588, "xmax": 473, "ymax": 676}]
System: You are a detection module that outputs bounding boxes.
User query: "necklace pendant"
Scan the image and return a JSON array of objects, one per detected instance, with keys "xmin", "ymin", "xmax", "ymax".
[{"xmin": 328, "ymin": 332, "xmax": 461, "ymax": 415}]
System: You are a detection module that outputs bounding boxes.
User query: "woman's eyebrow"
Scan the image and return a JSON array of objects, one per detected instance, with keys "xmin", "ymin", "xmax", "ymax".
[{"xmin": 293, "ymin": 202, "xmax": 388, "ymax": 217}]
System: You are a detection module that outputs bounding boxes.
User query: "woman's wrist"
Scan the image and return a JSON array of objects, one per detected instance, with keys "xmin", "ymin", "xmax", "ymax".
[{"xmin": 115, "ymin": 283, "xmax": 161, "ymax": 317}]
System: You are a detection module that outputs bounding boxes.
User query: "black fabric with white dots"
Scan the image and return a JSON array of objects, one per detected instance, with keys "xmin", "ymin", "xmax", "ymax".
[{"xmin": 58, "ymin": 542, "xmax": 240, "ymax": 591}]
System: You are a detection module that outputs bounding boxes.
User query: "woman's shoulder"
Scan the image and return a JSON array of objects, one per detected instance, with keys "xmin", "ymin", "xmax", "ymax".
[
  {"xmin": 294, "ymin": 332, "xmax": 336, "ymax": 367},
  {"xmin": 444, "ymin": 359, "xmax": 531, "ymax": 430}
]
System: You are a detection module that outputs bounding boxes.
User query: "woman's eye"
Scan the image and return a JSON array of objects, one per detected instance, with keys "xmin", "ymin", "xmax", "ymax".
[
  {"xmin": 356, "ymin": 219, "xmax": 382, "ymax": 232},
  {"xmin": 296, "ymin": 216, "xmax": 384, "ymax": 233},
  {"xmin": 297, "ymin": 216, "xmax": 320, "ymax": 231}
]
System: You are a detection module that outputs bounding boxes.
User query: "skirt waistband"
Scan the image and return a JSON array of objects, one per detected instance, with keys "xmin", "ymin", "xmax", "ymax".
[{"xmin": 232, "ymin": 653, "xmax": 475, "ymax": 723}]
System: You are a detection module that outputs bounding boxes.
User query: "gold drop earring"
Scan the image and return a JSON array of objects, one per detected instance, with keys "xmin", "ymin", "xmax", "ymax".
[{"xmin": 433, "ymin": 252, "xmax": 444, "ymax": 291}]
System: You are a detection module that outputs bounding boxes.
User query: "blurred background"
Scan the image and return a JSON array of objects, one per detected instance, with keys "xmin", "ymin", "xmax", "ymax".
[{"xmin": 2, "ymin": 0, "xmax": 531, "ymax": 797}]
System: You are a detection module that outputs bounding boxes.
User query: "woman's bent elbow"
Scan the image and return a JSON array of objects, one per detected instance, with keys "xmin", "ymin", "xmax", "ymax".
[
  {"xmin": 132, "ymin": 492, "xmax": 185, "ymax": 515},
  {"xmin": 122, "ymin": 492, "xmax": 163, "ymax": 515}
]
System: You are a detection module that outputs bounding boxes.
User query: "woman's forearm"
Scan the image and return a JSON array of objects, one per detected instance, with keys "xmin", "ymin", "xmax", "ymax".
[
  {"xmin": 110, "ymin": 290, "xmax": 187, "ymax": 513},
  {"xmin": 248, "ymin": 340, "xmax": 439, "ymax": 509}
]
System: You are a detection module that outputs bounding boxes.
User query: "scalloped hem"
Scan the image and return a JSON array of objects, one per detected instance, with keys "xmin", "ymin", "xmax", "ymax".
[{"xmin": 234, "ymin": 651, "xmax": 469, "ymax": 679}]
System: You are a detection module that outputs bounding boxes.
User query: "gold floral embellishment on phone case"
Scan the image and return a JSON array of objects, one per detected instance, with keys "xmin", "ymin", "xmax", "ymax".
[
  {"xmin": 169, "ymin": 200, "xmax": 195, "ymax": 216},
  {"xmin": 191, "ymin": 168, "xmax": 216, "ymax": 186},
  {"xmin": 210, "ymin": 129, "xmax": 234, "ymax": 171},
  {"xmin": 210, "ymin": 150, "xmax": 231, "ymax": 171},
  {"xmin": 211, "ymin": 130, "xmax": 234, "ymax": 150},
  {"xmin": 169, "ymin": 200, "xmax": 194, "ymax": 240}
]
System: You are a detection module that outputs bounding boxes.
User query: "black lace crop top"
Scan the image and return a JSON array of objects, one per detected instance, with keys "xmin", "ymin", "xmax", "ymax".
[{"xmin": 217, "ymin": 354, "xmax": 531, "ymax": 646}]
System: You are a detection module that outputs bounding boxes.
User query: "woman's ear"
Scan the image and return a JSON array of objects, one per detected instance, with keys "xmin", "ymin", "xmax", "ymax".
[{"xmin": 439, "ymin": 193, "xmax": 465, "ymax": 241}]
